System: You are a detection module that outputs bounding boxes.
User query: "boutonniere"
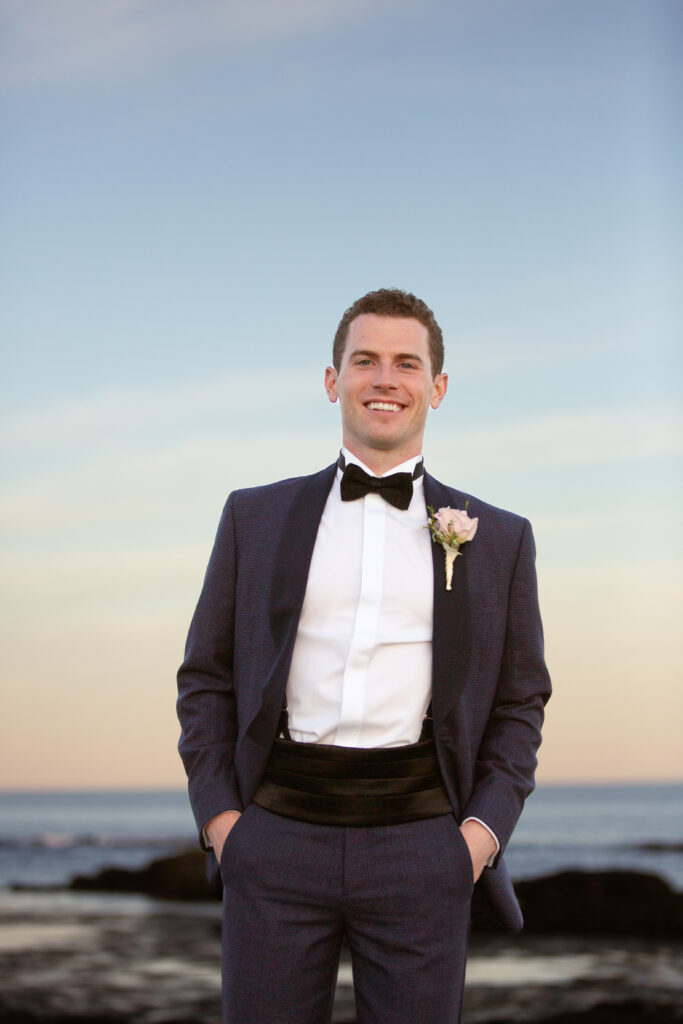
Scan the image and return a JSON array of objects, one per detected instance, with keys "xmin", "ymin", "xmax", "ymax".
[{"xmin": 425, "ymin": 504, "xmax": 478, "ymax": 590}]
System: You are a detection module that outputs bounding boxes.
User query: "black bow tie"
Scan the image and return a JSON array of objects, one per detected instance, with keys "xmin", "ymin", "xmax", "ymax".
[{"xmin": 338, "ymin": 454, "xmax": 424, "ymax": 511}]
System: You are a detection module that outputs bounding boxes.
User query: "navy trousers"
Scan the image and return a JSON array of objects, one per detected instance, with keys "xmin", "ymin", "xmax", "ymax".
[{"xmin": 220, "ymin": 803, "xmax": 474, "ymax": 1024}]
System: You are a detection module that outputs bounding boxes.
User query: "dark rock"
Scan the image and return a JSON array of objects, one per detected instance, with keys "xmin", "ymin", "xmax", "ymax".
[
  {"xmin": 2, "ymin": 998, "xmax": 681, "ymax": 1024},
  {"xmin": 630, "ymin": 841, "xmax": 683, "ymax": 852},
  {"xmin": 69, "ymin": 849, "xmax": 213, "ymax": 901},
  {"xmin": 0, "ymin": 1014, "xmax": 126, "ymax": 1024},
  {"xmin": 514, "ymin": 869, "xmax": 683, "ymax": 936},
  {"xmin": 68, "ymin": 854, "xmax": 683, "ymax": 941},
  {"xmin": 0, "ymin": 1013, "xmax": 205, "ymax": 1024},
  {"xmin": 486, "ymin": 1000, "xmax": 683, "ymax": 1023}
]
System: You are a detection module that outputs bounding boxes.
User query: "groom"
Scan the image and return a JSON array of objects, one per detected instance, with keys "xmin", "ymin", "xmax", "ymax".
[{"xmin": 177, "ymin": 288, "xmax": 551, "ymax": 1023}]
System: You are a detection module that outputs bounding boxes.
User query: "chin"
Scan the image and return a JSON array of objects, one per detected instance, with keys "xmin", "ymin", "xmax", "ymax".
[{"xmin": 366, "ymin": 436, "xmax": 404, "ymax": 452}]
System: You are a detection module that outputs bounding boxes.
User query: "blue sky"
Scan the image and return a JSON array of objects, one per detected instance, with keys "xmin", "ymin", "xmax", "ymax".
[{"xmin": 1, "ymin": 0, "xmax": 681, "ymax": 787}]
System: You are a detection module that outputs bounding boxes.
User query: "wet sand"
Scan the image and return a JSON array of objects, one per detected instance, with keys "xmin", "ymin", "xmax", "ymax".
[{"xmin": 1, "ymin": 891, "xmax": 681, "ymax": 1022}]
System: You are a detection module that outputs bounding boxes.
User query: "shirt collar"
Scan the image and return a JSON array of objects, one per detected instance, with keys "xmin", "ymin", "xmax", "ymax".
[{"xmin": 338, "ymin": 446, "xmax": 424, "ymax": 486}]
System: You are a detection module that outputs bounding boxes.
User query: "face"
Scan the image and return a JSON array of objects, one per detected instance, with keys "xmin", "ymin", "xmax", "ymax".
[{"xmin": 324, "ymin": 313, "xmax": 447, "ymax": 471}]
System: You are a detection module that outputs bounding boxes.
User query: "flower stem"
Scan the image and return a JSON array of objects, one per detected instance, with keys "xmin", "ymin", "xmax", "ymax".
[{"xmin": 445, "ymin": 547, "xmax": 459, "ymax": 590}]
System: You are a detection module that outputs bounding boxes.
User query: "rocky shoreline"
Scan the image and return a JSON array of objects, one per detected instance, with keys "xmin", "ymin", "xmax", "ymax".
[
  {"xmin": 2, "ymin": 856, "xmax": 681, "ymax": 1023},
  {"xmin": 1, "ymin": 998, "xmax": 681, "ymax": 1024},
  {"xmin": 61, "ymin": 847, "xmax": 683, "ymax": 937}
]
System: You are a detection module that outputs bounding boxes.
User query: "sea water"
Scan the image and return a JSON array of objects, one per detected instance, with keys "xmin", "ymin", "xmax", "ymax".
[{"xmin": 0, "ymin": 783, "xmax": 681, "ymax": 891}]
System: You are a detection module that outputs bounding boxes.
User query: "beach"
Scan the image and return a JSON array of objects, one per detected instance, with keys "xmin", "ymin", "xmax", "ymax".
[
  {"xmin": 1, "ymin": 785, "xmax": 681, "ymax": 1022},
  {"xmin": 1, "ymin": 889, "xmax": 681, "ymax": 1023}
]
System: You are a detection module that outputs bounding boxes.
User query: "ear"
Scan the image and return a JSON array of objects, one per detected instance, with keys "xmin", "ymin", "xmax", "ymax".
[
  {"xmin": 430, "ymin": 372, "xmax": 448, "ymax": 409},
  {"xmin": 324, "ymin": 366, "xmax": 339, "ymax": 403}
]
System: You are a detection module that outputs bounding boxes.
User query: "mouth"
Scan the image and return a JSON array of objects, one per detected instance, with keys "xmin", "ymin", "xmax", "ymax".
[{"xmin": 365, "ymin": 401, "xmax": 403, "ymax": 413}]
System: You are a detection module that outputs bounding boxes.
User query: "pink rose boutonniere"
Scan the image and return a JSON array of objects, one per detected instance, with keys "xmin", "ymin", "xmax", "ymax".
[{"xmin": 426, "ymin": 504, "xmax": 478, "ymax": 590}]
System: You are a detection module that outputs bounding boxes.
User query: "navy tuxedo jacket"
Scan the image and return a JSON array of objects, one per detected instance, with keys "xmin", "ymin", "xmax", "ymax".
[{"xmin": 177, "ymin": 463, "xmax": 551, "ymax": 931}]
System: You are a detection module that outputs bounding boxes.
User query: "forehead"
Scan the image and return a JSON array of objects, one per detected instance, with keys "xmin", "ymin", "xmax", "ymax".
[{"xmin": 344, "ymin": 314, "xmax": 430, "ymax": 358}]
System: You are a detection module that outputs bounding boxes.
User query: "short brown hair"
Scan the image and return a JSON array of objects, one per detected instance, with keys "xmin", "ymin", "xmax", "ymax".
[{"xmin": 332, "ymin": 288, "xmax": 444, "ymax": 376}]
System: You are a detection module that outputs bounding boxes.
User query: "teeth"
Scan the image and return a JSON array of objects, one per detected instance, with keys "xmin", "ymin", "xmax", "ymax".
[{"xmin": 367, "ymin": 402, "xmax": 401, "ymax": 412}]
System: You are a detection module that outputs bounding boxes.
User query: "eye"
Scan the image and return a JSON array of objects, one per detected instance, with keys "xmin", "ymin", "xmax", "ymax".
[
  {"xmin": 399, "ymin": 361, "xmax": 417, "ymax": 370},
  {"xmin": 355, "ymin": 358, "xmax": 372, "ymax": 366}
]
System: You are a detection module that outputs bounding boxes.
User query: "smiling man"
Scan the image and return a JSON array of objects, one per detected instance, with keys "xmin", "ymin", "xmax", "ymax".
[
  {"xmin": 324, "ymin": 312, "xmax": 447, "ymax": 471},
  {"xmin": 177, "ymin": 288, "xmax": 551, "ymax": 1024}
]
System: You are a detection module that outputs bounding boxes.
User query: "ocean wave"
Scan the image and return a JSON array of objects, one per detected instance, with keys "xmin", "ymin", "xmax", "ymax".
[{"xmin": 0, "ymin": 834, "xmax": 192, "ymax": 851}]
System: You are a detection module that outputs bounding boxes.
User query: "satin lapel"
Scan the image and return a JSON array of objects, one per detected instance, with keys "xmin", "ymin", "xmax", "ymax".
[
  {"xmin": 247, "ymin": 462, "xmax": 337, "ymax": 746},
  {"xmin": 424, "ymin": 473, "xmax": 473, "ymax": 725}
]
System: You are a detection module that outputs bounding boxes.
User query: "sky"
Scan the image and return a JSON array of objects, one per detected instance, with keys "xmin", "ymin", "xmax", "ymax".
[{"xmin": 1, "ymin": 0, "xmax": 681, "ymax": 789}]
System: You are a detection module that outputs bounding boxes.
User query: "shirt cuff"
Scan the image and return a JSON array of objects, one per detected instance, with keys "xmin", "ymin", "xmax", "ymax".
[{"xmin": 461, "ymin": 816, "xmax": 500, "ymax": 868}]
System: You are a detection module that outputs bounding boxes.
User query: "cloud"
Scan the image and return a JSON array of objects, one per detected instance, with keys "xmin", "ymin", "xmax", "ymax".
[
  {"xmin": 5, "ymin": 372, "xmax": 680, "ymax": 463},
  {"xmin": 431, "ymin": 406, "xmax": 682, "ymax": 475},
  {"xmin": 1, "ymin": 368, "xmax": 321, "ymax": 454},
  {"xmin": 0, "ymin": 429, "xmax": 339, "ymax": 539},
  {"xmin": 0, "ymin": 0, "xmax": 389, "ymax": 89},
  {"xmin": 1, "ymin": 386, "xmax": 680, "ymax": 543}
]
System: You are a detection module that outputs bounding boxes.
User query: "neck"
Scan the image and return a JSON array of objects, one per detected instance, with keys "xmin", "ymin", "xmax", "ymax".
[{"xmin": 343, "ymin": 444, "xmax": 422, "ymax": 476}]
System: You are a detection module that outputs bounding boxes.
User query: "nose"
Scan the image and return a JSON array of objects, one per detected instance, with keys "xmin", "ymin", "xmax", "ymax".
[{"xmin": 373, "ymin": 361, "xmax": 397, "ymax": 389}]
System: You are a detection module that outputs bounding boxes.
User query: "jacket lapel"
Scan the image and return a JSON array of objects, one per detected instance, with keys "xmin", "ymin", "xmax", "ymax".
[
  {"xmin": 247, "ymin": 462, "xmax": 337, "ymax": 746},
  {"xmin": 423, "ymin": 472, "xmax": 474, "ymax": 726}
]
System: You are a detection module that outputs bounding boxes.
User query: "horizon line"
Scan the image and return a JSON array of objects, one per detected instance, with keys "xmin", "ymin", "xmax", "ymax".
[{"xmin": 1, "ymin": 779, "xmax": 681, "ymax": 795}]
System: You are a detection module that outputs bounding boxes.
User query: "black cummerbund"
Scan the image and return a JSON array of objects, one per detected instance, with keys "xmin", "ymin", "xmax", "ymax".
[{"xmin": 252, "ymin": 735, "xmax": 453, "ymax": 827}]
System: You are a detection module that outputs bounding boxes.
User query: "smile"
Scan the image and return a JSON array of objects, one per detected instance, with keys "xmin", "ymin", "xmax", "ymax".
[{"xmin": 366, "ymin": 402, "xmax": 403, "ymax": 412}]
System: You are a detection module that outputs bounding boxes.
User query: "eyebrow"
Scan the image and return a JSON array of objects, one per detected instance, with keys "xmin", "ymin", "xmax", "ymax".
[{"xmin": 349, "ymin": 349, "xmax": 425, "ymax": 365}]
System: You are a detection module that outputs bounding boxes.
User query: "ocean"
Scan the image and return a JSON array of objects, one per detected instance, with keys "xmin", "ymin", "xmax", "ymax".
[{"xmin": 1, "ymin": 782, "xmax": 681, "ymax": 892}]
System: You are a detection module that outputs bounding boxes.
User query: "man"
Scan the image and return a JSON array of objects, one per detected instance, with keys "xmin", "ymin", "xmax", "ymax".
[{"xmin": 177, "ymin": 288, "xmax": 551, "ymax": 1023}]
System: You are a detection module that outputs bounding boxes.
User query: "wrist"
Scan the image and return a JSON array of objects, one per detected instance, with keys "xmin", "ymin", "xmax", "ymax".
[
  {"xmin": 459, "ymin": 819, "xmax": 498, "ymax": 878},
  {"xmin": 205, "ymin": 809, "xmax": 241, "ymax": 849}
]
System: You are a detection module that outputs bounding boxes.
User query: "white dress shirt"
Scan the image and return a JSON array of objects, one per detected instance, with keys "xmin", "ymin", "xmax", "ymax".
[{"xmin": 286, "ymin": 450, "xmax": 432, "ymax": 747}]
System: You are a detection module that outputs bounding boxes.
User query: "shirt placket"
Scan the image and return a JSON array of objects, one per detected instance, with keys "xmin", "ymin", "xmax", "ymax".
[{"xmin": 334, "ymin": 491, "xmax": 386, "ymax": 747}]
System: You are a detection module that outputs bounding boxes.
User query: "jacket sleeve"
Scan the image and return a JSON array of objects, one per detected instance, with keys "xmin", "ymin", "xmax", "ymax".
[
  {"xmin": 177, "ymin": 494, "xmax": 243, "ymax": 846},
  {"xmin": 461, "ymin": 518, "xmax": 552, "ymax": 860}
]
